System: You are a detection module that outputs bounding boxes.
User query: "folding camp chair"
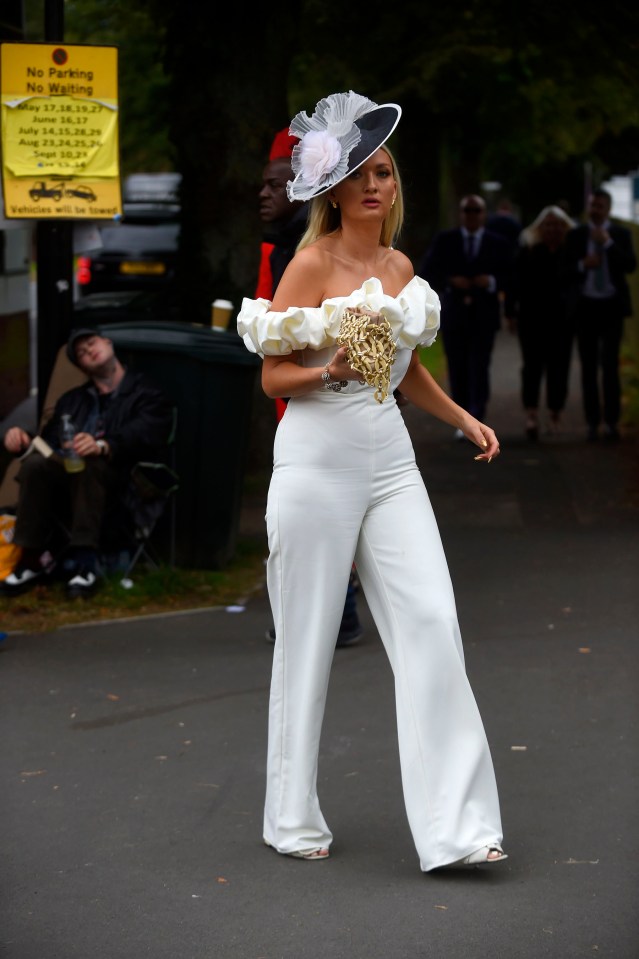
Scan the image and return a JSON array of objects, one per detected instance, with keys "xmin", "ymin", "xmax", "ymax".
[
  {"xmin": 51, "ymin": 407, "xmax": 179, "ymax": 579},
  {"xmin": 119, "ymin": 407, "xmax": 179, "ymax": 578}
]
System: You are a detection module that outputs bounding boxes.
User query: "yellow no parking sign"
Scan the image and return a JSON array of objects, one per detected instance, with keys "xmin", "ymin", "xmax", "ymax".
[{"xmin": 0, "ymin": 42, "xmax": 121, "ymax": 219}]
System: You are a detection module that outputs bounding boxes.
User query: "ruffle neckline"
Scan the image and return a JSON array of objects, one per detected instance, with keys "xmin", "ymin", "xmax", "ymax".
[{"xmin": 237, "ymin": 276, "xmax": 440, "ymax": 358}]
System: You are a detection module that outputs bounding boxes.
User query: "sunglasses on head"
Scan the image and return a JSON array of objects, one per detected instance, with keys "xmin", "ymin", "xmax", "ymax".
[{"xmin": 461, "ymin": 206, "xmax": 483, "ymax": 213}]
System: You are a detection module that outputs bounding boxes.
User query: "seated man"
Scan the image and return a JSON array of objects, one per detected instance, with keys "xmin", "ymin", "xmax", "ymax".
[{"xmin": 1, "ymin": 327, "xmax": 173, "ymax": 597}]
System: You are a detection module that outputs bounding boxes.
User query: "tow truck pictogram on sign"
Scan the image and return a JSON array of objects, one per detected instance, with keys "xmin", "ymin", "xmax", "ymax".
[{"xmin": 29, "ymin": 181, "xmax": 97, "ymax": 202}]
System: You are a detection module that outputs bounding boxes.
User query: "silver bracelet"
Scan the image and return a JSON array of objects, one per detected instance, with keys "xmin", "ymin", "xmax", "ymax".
[{"xmin": 321, "ymin": 365, "xmax": 348, "ymax": 392}]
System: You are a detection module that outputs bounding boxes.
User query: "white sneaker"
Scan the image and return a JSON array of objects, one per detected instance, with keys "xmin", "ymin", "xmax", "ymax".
[{"xmin": 66, "ymin": 568, "xmax": 99, "ymax": 598}]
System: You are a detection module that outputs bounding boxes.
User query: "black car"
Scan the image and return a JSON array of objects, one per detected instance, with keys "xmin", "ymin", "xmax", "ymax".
[
  {"xmin": 76, "ymin": 221, "xmax": 180, "ymax": 296},
  {"xmin": 66, "ymin": 184, "xmax": 98, "ymax": 202},
  {"xmin": 72, "ymin": 289, "xmax": 185, "ymax": 326}
]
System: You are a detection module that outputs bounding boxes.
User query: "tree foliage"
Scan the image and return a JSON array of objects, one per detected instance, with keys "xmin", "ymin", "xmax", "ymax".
[
  {"xmin": 64, "ymin": 0, "xmax": 173, "ymax": 172},
  {"xmin": 28, "ymin": 0, "xmax": 639, "ymax": 315}
]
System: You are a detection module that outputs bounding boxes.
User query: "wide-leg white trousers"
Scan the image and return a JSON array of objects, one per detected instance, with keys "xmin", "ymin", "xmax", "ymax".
[{"xmin": 263, "ymin": 385, "xmax": 503, "ymax": 871}]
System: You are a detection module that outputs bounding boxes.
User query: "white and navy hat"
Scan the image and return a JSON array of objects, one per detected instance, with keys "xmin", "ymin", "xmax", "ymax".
[{"xmin": 286, "ymin": 91, "xmax": 401, "ymax": 202}]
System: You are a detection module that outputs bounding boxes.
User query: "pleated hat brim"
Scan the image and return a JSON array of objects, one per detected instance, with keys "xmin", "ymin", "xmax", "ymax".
[{"xmin": 308, "ymin": 103, "xmax": 401, "ymax": 199}]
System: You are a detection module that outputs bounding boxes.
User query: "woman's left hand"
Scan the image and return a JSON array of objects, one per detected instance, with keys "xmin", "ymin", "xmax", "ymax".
[
  {"xmin": 326, "ymin": 346, "xmax": 361, "ymax": 383},
  {"xmin": 460, "ymin": 418, "xmax": 500, "ymax": 463}
]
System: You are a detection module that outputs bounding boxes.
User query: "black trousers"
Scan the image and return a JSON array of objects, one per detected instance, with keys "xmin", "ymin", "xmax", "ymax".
[
  {"xmin": 517, "ymin": 316, "xmax": 574, "ymax": 413},
  {"xmin": 14, "ymin": 453, "xmax": 122, "ymax": 552},
  {"xmin": 575, "ymin": 297, "xmax": 624, "ymax": 429},
  {"xmin": 441, "ymin": 315, "xmax": 497, "ymax": 421}
]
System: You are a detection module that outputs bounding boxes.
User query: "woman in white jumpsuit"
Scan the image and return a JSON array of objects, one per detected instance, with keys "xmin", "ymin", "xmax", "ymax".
[{"xmin": 237, "ymin": 91, "xmax": 506, "ymax": 872}]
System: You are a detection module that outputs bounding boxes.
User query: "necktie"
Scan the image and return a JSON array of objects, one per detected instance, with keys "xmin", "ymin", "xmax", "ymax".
[
  {"xmin": 594, "ymin": 242, "xmax": 606, "ymax": 291},
  {"xmin": 466, "ymin": 234, "xmax": 476, "ymax": 260}
]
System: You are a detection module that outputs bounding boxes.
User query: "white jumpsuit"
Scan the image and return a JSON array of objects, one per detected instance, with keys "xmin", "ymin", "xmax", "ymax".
[{"xmin": 237, "ymin": 276, "xmax": 503, "ymax": 871}]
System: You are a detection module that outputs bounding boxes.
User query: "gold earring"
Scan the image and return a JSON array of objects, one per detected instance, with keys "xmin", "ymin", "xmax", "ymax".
[
  {"xmin": 331, "ymin": 200, "xmax": 338, "ymax": 209},
  {"xmin": 391, "ymin": 195, "xmax": 396, "ymax": 208}
]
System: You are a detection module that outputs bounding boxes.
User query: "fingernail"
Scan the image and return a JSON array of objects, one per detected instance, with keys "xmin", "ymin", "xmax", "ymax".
[
  {"xmin": 488, "ymin": 456, "xmax": 492, "ymax": 463},
  {"xmin": 474, "ymin": 455, "xmax": 482, "ymax": 461},
  {"xmin": 482, "ymin": 439, "xmax": 488, "ymax": 447}
]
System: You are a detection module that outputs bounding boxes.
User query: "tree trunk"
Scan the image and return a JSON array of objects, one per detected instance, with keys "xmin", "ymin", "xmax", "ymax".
[{"xmin": 155, "ymin": 2, "xmax": 299, "ymax": 322}]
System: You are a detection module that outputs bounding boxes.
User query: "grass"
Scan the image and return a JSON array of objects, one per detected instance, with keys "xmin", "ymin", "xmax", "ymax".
[
  {"xmin": 0, "ymin": 535, "xmax": 268, "ymax": 636},
  {"xmin": 418, "ymin": 336, "xmax": 445, "ymax": 381},
  {"xmin": 621, "ymin": 338, "xmax": 639, "ymax": 427}
]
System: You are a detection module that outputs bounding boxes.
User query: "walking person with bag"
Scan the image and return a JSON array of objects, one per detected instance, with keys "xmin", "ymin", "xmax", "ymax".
[{"xmin": 237, "ymin": 90, "xmax": 506, "ymax": 872}]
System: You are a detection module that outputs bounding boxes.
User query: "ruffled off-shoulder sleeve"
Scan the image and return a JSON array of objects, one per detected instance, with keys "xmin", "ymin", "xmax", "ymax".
[
  {"xmin": 236, "ymin": 275, "xmax": 440, "ymax": 357},
  {"xmin": 236, "ymin": 298, "xmax": 338, "ymax": 356}
]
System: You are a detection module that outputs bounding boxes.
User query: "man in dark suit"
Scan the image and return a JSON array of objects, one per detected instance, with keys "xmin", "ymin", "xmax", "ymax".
[
  {"xmin": 487, "ymin": 198, "xmax": 522, "ymax": 254},
  {"xmin": 564, "ymin": 188, "xmax": 636, "ymax": 442},
  {"xmin": 418, "ymin": 194, "xmax": 512, "ymax": 433}
]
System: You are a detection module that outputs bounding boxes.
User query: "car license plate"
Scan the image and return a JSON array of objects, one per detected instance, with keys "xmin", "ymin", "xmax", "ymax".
[{"xmin": 119, "ymin": 261, "xmax": 166, "ymax": 275}]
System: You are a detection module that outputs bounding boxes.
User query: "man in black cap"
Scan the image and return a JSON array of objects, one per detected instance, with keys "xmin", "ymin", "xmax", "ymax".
[{"xmin": 1, "ymin": 328, "xmax": 172, "ymax": 597}]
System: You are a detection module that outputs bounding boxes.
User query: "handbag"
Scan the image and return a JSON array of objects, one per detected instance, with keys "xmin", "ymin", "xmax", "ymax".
[
  {"xmin": 337, "ymin": 307, "xmax": 397, "ymax": 403},
  {"xmin": 0, "ymin": 512, "xmax": 23, "ymax": 581}
]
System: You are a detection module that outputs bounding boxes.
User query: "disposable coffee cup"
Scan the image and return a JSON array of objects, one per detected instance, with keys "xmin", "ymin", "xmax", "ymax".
[{"xmin": 211, "ymin": 298, "xmax": 234, "ymax": 331}]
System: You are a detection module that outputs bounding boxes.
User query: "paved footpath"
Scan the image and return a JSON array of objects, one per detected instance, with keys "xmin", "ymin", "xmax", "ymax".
[{"xmin": 1, "ymin": 330, "xmax": 638, "ymax": 959}]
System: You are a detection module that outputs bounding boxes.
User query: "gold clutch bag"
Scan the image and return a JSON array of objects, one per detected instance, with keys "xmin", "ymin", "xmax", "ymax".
[{"xmin": 337, "ymin": 308, "xmax": 397, "ymax": 403}]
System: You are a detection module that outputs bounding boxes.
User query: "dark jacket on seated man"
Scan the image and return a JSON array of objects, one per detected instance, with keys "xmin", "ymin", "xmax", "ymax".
[
  {"xmin": 41, "ymin": 368, "xmax": 171, "ymax": 472},
  {"xmin": 1, "ymin": 327, "xmax": 172, "ymax": 597}
]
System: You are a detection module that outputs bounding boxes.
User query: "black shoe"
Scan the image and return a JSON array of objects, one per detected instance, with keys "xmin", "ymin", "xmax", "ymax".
[
  {"xmin": 586, "ymin": 426, "xmax": 599, "ymax": 442},
  {"xmin": 265, "ymin": 623, "xmax": 363, "ymax": 647},
  {"xmin": 1, "ymin": 563, "xmax": 44, "ymax": 595},
  {"xmin": 1, "ymin": 548, "xmax": 55, "ymax": 595},
  {"xmin": 602, "ymin": 425, "xmax": 620, "ymax": 443},
  {"xmin": 525, "ymin": 415, "xmax": 538, "ymax": 441},
  {"xmin": 66, "ymin": 566, "xmax": 101, "ymax": 599},
  {"xmin": 336, "ymin": 621, "xmax": 363, "ymax": 647}
]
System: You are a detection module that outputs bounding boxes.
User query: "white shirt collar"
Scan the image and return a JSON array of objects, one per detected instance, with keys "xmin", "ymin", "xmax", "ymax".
[
  {"xmin": 461, "ymin": 226, "xmax": 484, "ymax": 241},
  {"xmin": 588, "ymin": 218, "xmax": 610, "ymax": 231}
]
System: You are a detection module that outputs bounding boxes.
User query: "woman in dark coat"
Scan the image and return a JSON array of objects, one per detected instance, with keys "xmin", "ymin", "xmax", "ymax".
[{"xmin": 512, "ymin": 205, "xmax": 575, "ymax": 439}]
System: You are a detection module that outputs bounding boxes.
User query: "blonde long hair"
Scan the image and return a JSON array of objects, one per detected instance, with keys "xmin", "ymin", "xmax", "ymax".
[
  {"xmin": 519, "ymin": 205, "xmax": 575, "ymax": 248},
  {"xmin": 296, "ymin": 146, "xmax": 404, "ymax": 253}
]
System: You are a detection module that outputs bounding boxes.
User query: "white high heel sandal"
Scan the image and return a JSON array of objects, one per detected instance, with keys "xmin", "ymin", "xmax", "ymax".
[
  {"xmin": 448, "ymin": 844, "xmax": 508, "ymax": 868},
  {"xmin": 264, "ymin": 840, "xmax": 330, "ymax": 861}
]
